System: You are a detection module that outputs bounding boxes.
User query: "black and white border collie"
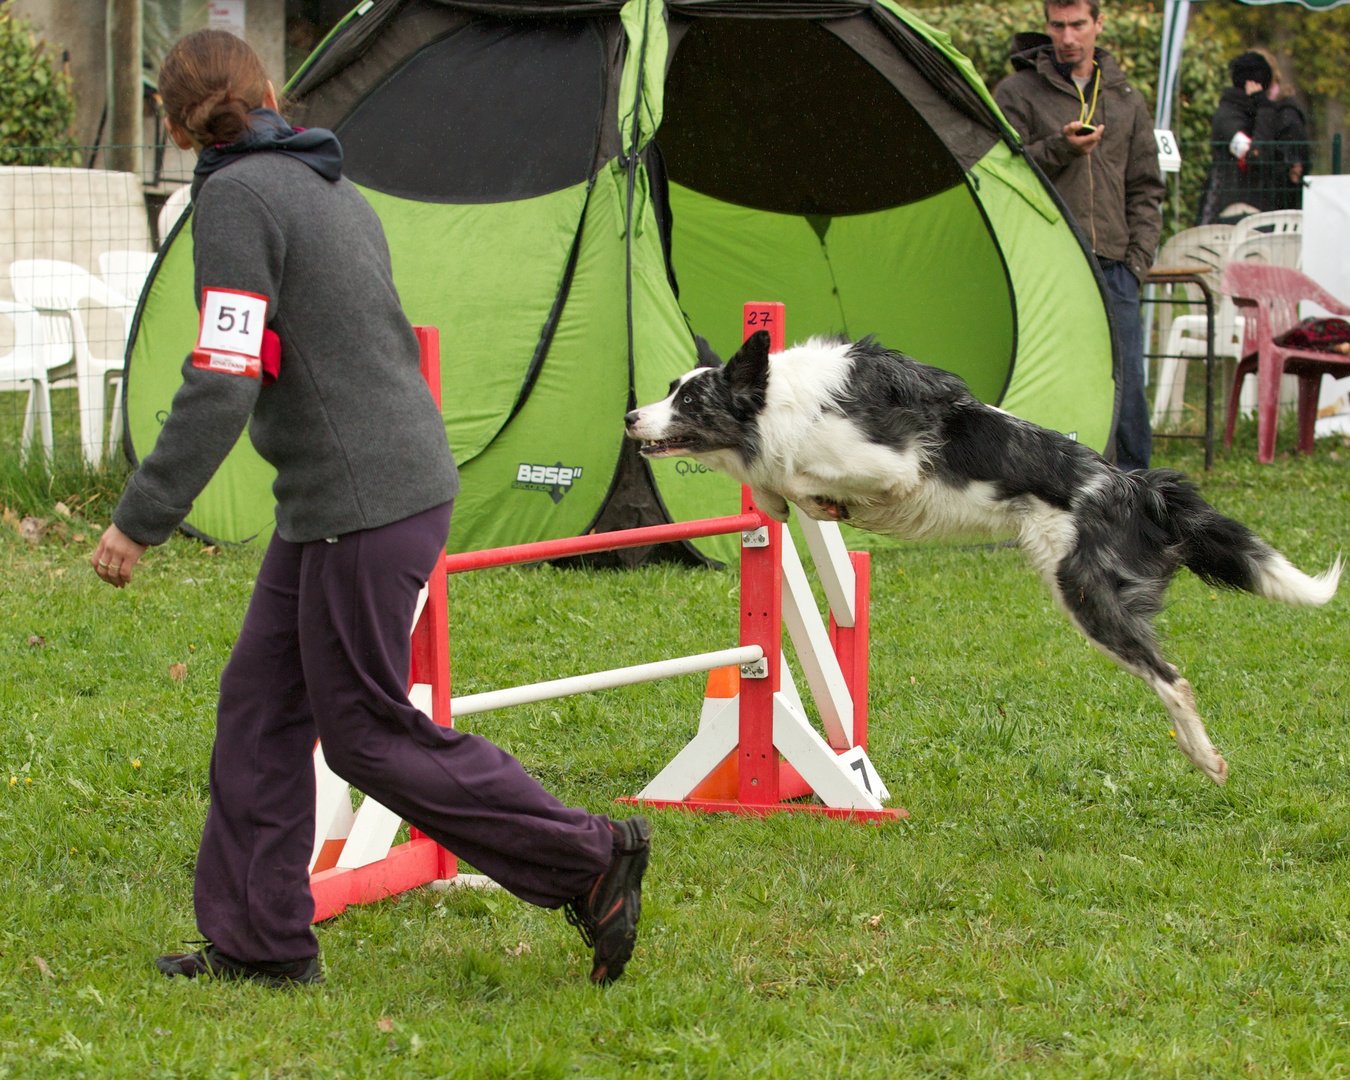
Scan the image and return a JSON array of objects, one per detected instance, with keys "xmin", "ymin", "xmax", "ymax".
[{"xmin": 625, "ymin": 331, "xmax": 1341, "ymax": 785}]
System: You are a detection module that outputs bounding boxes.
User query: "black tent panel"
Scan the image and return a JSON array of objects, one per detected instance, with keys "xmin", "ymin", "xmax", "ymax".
[
  {"xmin": 337, "ymin": 18, "xmax": 606, "ymax": 203},
  {"xmin": 659, "ymin": 18, "xmax": 963, "ymax": 216}
]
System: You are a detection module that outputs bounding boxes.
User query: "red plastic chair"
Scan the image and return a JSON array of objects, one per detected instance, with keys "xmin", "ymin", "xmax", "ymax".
[{"xmin": 1221, "ymin": 263, "xmax": 1350, "ymax": 463}]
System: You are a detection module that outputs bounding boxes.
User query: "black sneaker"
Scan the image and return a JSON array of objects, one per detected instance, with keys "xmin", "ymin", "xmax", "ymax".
[
  {"xmin": 564, "ymin": 815, "xmax": 651, "ymax": 984},
  {"xmin": 155, "ymin": 943, "xmax": 323, "ymax": 988}
]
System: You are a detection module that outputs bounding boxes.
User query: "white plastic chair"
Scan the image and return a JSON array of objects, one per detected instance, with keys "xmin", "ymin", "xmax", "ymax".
[
  {"xmin": 1230, "ymin": 210, "xmax": 1301, "ymax": 251},
  {"xmin": 96, "ymin": 251, "xmax": 158, "ymax": 457},
  {"xmin": 98, "ymin": 250, "xmax": 157, "ymax": 306},
  {"xmin": 1152, "ymin": 218, "xmax": 1303, "ymax": 427},
  {"xmin": 1230, "ymin": 231, "xmax": 1302, "ymax": 271},
  {"xmin": 0, "ymin": 299, "xmax": 74, "ymax": 467},
  {"xmin": 9, "ymin": 259, "xmax": 136, "ymax": 467},
  {"xmin": 157, "ymin": 186, "xmax": 192, "ymax": 246},
  {"xmin": 1149, "ymin": 225, "xmax": 1234, "ymax": 427}
]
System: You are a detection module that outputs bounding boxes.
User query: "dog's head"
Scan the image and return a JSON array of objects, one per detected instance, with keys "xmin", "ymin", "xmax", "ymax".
[{"xmin": 624, "ymin": 331, "xmax": 771, "ymax": 460}]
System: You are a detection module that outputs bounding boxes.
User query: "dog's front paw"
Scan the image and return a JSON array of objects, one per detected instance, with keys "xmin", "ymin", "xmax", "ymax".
[{"xmin": 751, "ymin": 488, "xmax": 790, "ymax": 523}]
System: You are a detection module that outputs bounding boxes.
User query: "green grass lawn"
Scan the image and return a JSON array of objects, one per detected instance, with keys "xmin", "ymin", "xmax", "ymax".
[{"xmin": 2, "ymin": 432, "xmax": 1348, "ymax": 1079}]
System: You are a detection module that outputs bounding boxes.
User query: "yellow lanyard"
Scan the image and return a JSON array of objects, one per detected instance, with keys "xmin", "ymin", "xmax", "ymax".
[{"xmin": 1077, "ymin": 65, "xmax": 1101, "ymax": 127}]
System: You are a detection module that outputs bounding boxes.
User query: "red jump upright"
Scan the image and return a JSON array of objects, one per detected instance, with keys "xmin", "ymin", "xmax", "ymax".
[{"xmin": 623, "ymin": 304, "xmax": 899, "ymax": 823}]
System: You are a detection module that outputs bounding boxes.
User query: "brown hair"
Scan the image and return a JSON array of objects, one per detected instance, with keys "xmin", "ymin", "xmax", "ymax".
[
  {"xmin": 159, "ymin": 29, "xmax": 270, "ymax": 147},
  {"xmin": 1044, "ymin": 0, "xmax": 1101, "ymax": 20}
]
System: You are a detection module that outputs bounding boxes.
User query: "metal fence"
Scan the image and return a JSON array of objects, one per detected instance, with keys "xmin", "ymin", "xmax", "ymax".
[
  {"xmin": 1161, "ymin": 136, "xmax": 1341, "ymax": 236},
  {"xmin": 0, "ymin": 147, "xmax": 192, "ymax": 472}
]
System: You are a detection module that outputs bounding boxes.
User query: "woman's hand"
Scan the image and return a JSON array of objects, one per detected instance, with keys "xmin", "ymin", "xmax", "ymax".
[{"xmin": 91, "ymin": 524, "xmax": 149, "ymax": 588}]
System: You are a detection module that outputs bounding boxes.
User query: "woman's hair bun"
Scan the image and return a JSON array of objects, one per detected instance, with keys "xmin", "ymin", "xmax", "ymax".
[{"xmin": 160, "ymin": 29, "xmax": 270, "ymax": 147}]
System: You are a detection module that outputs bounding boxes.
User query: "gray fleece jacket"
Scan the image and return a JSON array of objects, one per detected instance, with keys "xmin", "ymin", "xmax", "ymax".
[{"xmin": 114, "ymin": 142, "xmax": 458, "ymax": 546}]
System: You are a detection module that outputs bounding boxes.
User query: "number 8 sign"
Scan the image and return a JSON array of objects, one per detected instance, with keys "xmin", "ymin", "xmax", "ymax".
[
  {"xmin": 1154, "ymin": 128, "xmax": 1182, "ymax": 174},
  {"xmin": 194, "ymin": 287, "xmax": 269, "ymax": 377}
]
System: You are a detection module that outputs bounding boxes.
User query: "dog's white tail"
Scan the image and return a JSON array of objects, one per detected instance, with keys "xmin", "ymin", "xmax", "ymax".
[{"xmin": 1253, "ymin": 552, "xmax": 1342, "ymax": 607}]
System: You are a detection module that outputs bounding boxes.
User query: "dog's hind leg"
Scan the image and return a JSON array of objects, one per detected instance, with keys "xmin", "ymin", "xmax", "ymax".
[{"xmin": 1054, "ymin": 558, "xmax": 1229, "ymax": 785}]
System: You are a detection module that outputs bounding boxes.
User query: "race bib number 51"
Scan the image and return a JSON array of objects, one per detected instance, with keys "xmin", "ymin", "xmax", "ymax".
[{"xmin": 193, "ymin": 287, "xmax": 269, "ymax": 377}]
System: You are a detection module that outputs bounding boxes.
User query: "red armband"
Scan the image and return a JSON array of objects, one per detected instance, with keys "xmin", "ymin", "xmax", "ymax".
[{"xmin": 192, "ymin": 287, "xmax": 269, "ymax": 378}]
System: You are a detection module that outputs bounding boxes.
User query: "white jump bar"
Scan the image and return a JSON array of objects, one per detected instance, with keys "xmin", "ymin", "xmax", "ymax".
[{"xmin": 449, "ymin": 645, "xmax": 764, "ymax": 718}]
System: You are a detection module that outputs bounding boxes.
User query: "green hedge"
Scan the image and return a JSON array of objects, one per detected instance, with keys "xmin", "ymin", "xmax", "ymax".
[
  {"xmin": 0, "ymin": 0, "xmax": 78, "ymax": 167},
  {"xmin": 914, "ymin": 2, "xmax": 1227, "ymax": 230}
]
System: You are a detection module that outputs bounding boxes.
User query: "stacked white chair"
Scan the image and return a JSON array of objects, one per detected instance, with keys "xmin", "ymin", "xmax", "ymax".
[
  {"xmin": 0, "ymin": 299, "xmax": 73, "ymax": 466},
  {"xmin": 98, "ymin": 250, "xmax": 157, "ymax": 304},
  {"xmin": 97, "ymin": 250, "xmax": 159, "ymax": 456},
  {"xmin": 9, "ymin": 260, "xmax": 137, "ymax": 467},
  {"xmin": 1151, "ymin": 212, "xmax": 1302, "ymax": 428},
  {"xmin": 157, "ymin": 186, "xmax": 192, "ymax": 246}
]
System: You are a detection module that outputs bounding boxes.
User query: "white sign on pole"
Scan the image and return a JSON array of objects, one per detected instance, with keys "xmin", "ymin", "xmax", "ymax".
[
  {"xmin": 1154, "ymin": 129, "xmax": 1182, "ymax": 174},
  {"xmin": 208, "ymin": 0, "xmax": 246, "ymax": 38}
]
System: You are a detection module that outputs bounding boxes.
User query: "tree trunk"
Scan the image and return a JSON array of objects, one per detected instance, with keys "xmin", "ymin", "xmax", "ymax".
[{"xmin": 106, "ymin": 0, "xmax": 142, "ymax": 175}]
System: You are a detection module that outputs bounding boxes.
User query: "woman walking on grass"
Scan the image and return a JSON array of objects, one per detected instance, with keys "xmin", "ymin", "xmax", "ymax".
[{"xmin": 91, "ymin": 29, "xmax": 648, "ymax": 987}]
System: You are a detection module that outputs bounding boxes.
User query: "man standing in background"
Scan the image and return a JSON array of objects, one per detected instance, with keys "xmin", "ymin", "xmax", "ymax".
[{"xmin": 996, "ymin": 0, "xmax": 1164, "ymax": 472}]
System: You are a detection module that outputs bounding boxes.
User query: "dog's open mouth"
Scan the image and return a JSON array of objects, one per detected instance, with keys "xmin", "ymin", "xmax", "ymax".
[{"xmin": 638, "ymin": 437, "xmax": 695, "ymax": 457}]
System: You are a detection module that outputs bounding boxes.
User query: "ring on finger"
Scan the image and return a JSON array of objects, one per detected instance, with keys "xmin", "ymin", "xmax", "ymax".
[{"xmin": 97, "ymin": 560, "xmax": 111, "ymax": 568}]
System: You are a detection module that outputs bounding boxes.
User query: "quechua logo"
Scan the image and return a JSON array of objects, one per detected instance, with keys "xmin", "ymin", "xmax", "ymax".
[{"xmin": 513, "ymin": 462, "xmax": 583, "ymax": 504}]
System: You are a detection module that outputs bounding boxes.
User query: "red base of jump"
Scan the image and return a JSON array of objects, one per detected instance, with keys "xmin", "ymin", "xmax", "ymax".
[
  {"xmin": 310, "ymin": 835, "xmax": 454, "ymax": 922},
  {"xmin": 616, "ymin": 796, "xmax": 904, "ymax": 824}
]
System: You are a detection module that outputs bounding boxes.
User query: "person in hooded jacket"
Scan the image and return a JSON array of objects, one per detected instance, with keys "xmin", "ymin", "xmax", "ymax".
[
  {"xmin": 90, "ymin": 29, "xmax": 650, "ymax": 988},
  {"xmin": 1200, "ymin": 51, "xmax": 1310, "ymax": 223},
  {"xmin": 995, "ymin": 0, "xmax": 1164, "ymax": 473}
]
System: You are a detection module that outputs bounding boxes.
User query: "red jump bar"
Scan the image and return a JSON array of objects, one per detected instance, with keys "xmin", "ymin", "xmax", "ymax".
[{"xmin": 443, "ymin": 511, "xmax": 767, "ymax": 574}]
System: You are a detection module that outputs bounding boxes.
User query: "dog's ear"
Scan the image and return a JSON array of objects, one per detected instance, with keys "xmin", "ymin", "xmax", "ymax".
[
  {"xmin": 693, "ymin": 335, "xmax": 722, "ymax": 369},
  {"xmin": 724, "ymin": 330, "xmax": 770, "ymax": 414}
]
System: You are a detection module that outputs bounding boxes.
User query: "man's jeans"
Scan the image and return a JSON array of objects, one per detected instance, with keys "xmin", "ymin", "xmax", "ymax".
[{"xmin": 1100, "ymin": 258, "xmax": 1151, "ymax": 471}]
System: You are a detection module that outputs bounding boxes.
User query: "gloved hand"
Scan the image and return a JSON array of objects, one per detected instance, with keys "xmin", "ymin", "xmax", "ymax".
[{"xmin": 1229, "ymin": 131, "xmax": 1252, "ymax": 161}]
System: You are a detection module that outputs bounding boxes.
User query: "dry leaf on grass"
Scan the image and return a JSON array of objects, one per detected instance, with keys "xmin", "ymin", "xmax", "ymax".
[
  {"xmin": 53, "ymin": 502, "xmax": 71, "ymax": 518},
  {"xmin": 377, "ymin": 1017, "xmax": 395, "ymax": 1033},
  {"xmin": 20, "ymin": 517, "xmax": 48, "ymax": 545},
  {"xmin": 169, "ymin": 663, "xmax": 187, "ymax": 682},
  {"xmin": 202, "ymin": 545, "xmax": 221, "ymax": 556},
  {"xmin": 505, "ymin": 941, "xmax": 532, "ymax": 957},
  {"xmin": 26, "ymin": 636, "xmax": 46, "ymax": 649},
  {"xmin": 31, "ymin": 955, "xmax": 52, "ymax": 979}
]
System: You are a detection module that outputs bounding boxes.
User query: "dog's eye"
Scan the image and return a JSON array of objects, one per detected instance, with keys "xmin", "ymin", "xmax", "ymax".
[{"xmin": 682, "ymin": 395, "xmax": 692, "ymax": 405}]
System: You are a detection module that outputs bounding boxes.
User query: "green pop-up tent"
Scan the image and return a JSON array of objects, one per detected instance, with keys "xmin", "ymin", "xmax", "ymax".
[{"xmin": 123, "ymin": 0, "xmax": 1119, "ymax": 565}]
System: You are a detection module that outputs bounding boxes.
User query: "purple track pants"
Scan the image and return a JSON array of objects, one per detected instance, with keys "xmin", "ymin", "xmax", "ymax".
[{"xmin": 192, "ymin": 501, "xmax": 614, "ymax": 963}]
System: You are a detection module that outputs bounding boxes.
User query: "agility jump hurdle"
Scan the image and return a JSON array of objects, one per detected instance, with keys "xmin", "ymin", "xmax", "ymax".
[{"xmin": 307, "ymin": 308, "xmax": 903, "ymax": 922}]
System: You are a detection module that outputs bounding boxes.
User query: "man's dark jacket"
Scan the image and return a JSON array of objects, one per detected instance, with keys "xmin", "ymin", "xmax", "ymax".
[{"xmin": 995, "ymin": 45, "xmax": 1164, "ymax": 283}]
